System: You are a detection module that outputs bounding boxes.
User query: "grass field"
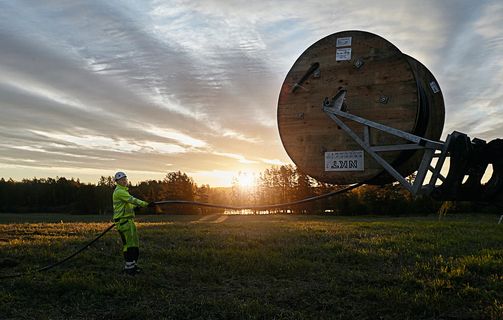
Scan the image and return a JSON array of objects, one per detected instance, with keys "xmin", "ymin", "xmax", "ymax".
[{"xmin": 0, "ymin": 213, "xmax": 502, "ymax": 319}]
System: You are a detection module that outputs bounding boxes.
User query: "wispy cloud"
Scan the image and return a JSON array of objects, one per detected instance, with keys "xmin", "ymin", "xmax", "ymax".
[
  {"xmin": 260, "ymin": 158, "xmax": 288, "ymax": 166},
  {"xmin": 0, "ymin": 0, "xmax": 502, "ymax": 185},
  {"xmin": 141, "ymin": 125, "xmax": 207, "ymax": 148},
  {"xmin": 213, "ymin": 152, "xmax": 258, "ymax": 164}
]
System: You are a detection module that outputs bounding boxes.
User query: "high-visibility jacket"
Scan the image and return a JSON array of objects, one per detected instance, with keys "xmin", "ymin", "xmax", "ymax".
[{"xmin": 113, "ymin": 184, "xmax": 148, "ymax": 221}]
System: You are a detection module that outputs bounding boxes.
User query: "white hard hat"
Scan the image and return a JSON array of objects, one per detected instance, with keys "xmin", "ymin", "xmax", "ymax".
[{"xmin": 114, "ymin": 171, "xmax": 127, "ymax": 181}]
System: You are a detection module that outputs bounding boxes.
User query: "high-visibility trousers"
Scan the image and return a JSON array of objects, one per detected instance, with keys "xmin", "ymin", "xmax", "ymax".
[{"xmin": 115, "ymin": 219, "xmax": 139, "ymax": 252}]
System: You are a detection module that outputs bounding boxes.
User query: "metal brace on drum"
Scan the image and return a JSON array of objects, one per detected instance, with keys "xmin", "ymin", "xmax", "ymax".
[{"xmin": 322, "ymin": 90, "xmax": 503, "ymax": 203}]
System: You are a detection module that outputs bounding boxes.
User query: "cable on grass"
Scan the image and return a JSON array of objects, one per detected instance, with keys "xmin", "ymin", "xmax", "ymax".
[{"xmin": 0, "ymin": 183, "xmax": 361, "ymax": 279}]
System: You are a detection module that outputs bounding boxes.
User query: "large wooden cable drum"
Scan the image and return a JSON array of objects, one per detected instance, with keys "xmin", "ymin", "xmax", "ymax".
[{"xmin": 277, "ymin": 30, "xmax": 445, "ymax": 185}]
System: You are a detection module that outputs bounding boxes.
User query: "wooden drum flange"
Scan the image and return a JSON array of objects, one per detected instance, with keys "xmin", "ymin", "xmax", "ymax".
[{"xmin": 277, "ymin": 30, "xmax": 445, "ymax": 185}]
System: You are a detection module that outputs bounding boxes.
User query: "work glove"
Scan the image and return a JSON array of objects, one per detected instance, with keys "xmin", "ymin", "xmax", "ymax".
[{"xmin": 147, "ymin": 202, "xmax": 156, "ymax": 207}]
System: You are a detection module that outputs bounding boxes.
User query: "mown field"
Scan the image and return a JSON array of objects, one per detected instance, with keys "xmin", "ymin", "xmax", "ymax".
[{"xmin": 0, "ymin": 213, "xmax": 502, "ymax": 320}]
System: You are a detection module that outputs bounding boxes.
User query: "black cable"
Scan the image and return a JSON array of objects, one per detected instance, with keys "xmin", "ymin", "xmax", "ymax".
[
  {"xmin": 0, "ymin": 183, "xmax": 361, "ymax": 280},
  {"xmin": 0, "ymin": 224, "xmax": 115, "ymax": 280},
  {"xmin": 154, "ymin": 183, "xmax": 362, "ymax": 210}
]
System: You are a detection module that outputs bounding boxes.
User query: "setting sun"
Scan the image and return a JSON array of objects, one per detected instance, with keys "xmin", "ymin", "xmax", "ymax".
[{"xmin": 235, "ymin": 172, "xmax": 257, "ymax": 188}]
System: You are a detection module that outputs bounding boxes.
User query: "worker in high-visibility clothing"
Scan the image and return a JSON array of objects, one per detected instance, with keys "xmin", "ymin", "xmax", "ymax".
[{"xmin": 112, "ymin": 171, "xmax": 154, "ymax": 275}]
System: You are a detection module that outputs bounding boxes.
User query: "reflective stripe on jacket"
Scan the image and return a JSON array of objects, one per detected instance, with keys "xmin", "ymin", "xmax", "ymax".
[{"xmin": 113, "ymin": 184, "xmax": 148, "ymax": 220}]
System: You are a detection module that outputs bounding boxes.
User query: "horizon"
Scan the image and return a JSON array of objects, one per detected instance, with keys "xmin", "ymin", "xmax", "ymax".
[{"xmin": 0, "ymin": 169, "xmax": 265, "ymax": 188}]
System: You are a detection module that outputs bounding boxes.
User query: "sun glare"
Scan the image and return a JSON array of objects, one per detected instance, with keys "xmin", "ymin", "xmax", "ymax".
[{"xmin": 235, "ymin": 172, "xmax": 256, "ymax": 188}]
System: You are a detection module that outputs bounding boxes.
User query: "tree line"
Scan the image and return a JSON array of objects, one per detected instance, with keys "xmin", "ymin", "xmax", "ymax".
[{"xmin": 0, "ymin": 165, "xmax": 497, "ymax": 215}]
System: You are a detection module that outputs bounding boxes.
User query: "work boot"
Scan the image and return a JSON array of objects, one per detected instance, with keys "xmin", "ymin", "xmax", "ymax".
[{"xmin": 122, "ymin": 265, "xmax": 141, "ymax": 276}]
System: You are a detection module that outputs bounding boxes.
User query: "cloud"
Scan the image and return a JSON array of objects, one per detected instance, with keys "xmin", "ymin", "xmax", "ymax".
[
  {"xmin": 0, "ymin": 0, "xmax": 502, "ymax": 185},
  {"xmin": 213, "ymin": 152, "xmax": 258, "ymax": 164},
  {"xmin": 141, "ymin": 125, "xmax": 207, "ymax": 148},
  {"xmin": 260, "ymin": 158, "xmax": 289, "ymax": 166}
]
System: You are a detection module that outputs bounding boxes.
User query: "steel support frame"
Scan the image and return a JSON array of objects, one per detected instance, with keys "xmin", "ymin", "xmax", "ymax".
[{"xmin": 322, "ymin": 97, "xmax": 449, "ymax": 196}]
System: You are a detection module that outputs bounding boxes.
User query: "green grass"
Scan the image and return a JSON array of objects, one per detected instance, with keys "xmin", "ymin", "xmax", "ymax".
[{"xmin": 0, "ymin": 214, "xmax": 502, "ymax": 319}]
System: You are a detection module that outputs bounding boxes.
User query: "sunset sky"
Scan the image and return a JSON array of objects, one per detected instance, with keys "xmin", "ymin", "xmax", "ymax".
[{"xmin": 1, "ymin": 1, "xmax": 502, "ymax": 186}]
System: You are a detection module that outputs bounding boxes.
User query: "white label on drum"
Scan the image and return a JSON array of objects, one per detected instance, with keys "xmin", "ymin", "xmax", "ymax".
[
  {"xmin": 325, "ymin": 150, "xmax": 364, "ymax": 171},
  {"xmin": 429, "ymin": 81, "xmax": 440, "ymax": 93},
  {"xmin": 336, "ymin": 37, "xmax": 352, "ymax": 47},
  {"xmin": 336, "ymin": 48, "xmax": 352, "ymax": 61}
]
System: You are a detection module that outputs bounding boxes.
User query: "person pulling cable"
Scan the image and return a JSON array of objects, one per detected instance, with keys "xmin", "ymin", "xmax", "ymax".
[{"xmin": 112, "ymin": 171, "xmax": 155, "ymax": 275}]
